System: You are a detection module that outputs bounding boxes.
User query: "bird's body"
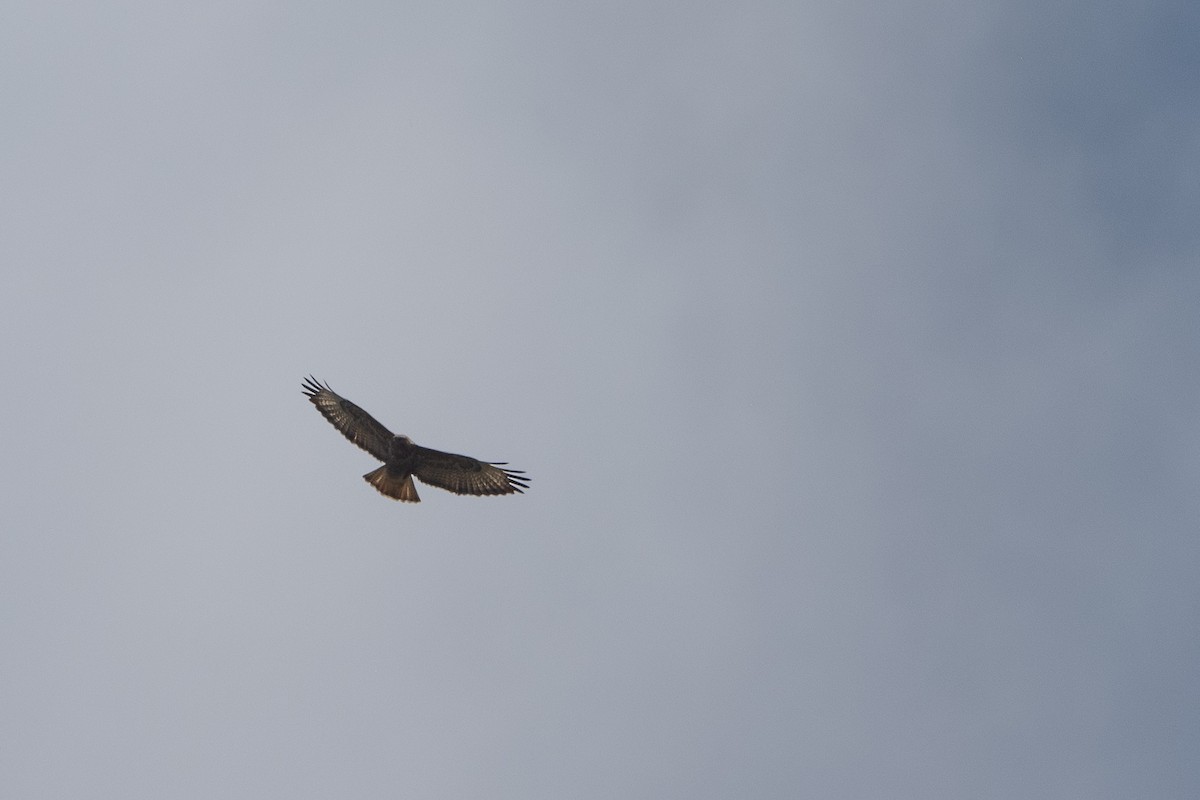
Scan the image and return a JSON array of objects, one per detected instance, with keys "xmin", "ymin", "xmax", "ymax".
[{"xmin": 302, "ymin": 377, "xmax": 529, "ymax": 502}]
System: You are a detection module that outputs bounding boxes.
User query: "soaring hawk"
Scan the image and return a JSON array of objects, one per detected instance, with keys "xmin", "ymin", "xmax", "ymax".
[{"xmin": 302, "ymin": 376, "xmax": 529, "ymax": 502}]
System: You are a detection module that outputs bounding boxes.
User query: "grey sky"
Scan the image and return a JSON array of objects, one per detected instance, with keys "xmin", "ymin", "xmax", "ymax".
[{"xmin": 3, "ymin": 1, "xmax": 1198, "ymax": 798}]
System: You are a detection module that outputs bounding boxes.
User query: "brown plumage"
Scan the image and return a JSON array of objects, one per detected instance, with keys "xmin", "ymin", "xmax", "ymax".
[{"xmin": 302, "ymin": 376, "xmax": 529, "ymax": 503}]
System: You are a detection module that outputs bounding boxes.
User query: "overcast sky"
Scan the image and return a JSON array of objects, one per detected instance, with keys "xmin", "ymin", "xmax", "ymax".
[{"xmin": 3, "ymin": 1, "xmax": 1198, "ymax": 798}]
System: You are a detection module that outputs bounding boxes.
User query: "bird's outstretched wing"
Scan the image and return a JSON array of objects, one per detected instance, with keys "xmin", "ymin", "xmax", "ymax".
[
  {"xmin": 411, "ymin": 444, "xmax": 530, "ymax": 497},
  {"xmin": 302, "ymin": 376, "xmax": 393, "ymax": 462}
]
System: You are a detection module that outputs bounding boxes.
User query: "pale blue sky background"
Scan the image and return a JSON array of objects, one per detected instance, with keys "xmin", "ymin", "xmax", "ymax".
[{"xmin": 2, "ymin": 1, "xmax": 1198, "ymax": 798}]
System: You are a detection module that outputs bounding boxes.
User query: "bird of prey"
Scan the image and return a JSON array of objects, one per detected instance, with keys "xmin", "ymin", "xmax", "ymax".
[{"xmin": 302, "ymin": 376, "xmax": 529, "ymax": 503}]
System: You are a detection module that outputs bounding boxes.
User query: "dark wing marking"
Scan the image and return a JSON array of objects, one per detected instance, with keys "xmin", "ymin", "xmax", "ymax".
[
  {"xmin": 411, "ymin": 444, "xmax": 530, "ymax": 497},
  {"xmin": 302, "ymin": 376, "xmax": 394, "ymax": 462}
]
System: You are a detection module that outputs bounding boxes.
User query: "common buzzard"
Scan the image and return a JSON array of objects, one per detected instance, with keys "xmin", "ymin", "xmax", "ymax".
[{"xmin": 302, "ymin": 376, "xmax": 529, "ymax": 502}]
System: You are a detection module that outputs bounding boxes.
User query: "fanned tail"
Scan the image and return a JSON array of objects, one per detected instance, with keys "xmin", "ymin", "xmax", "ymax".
[{"xmin": 363, "ymin": 466, "xmax": 420, "ymax": 502}]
